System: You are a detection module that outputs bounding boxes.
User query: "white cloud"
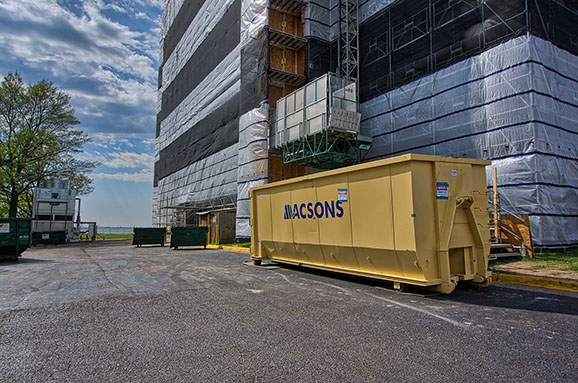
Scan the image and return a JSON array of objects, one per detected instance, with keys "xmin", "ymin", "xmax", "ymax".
[
  {"xmin": 131, "ymin": 0, "xmax": 164, "ymax": 9},
  {"xmin": 105, "ymin": 3, "xmax": 129, "ymax": 14},
  {"xmin": 0, "ymin": 0, "xmax": 161, "ymax": 137},
  {"xmin": 92, "ymin": 168, "xmax": 153, "ymax": 182},
  {"xmin": 90, "ymin": 133, "xmax": 131, "ymax": 147},
  {"xmin": 106, "ymin": 151, "xmax": 154, "ymax": 169},
  {"xmin": 79, "ymin": 146, "xmax": 153, "ymax": 169},
  {"xmin": 135, "ymin": 12, "xmax": 151, "ymax": 20}
]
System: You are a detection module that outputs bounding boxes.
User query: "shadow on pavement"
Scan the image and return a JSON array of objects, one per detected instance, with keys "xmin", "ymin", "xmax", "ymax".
[
  {"xmin": 0, "ymin": 257, "xmax": 53, "ymax": 265},
  {"xmin": 433, "ymin": 284, "xmax": 578, "ymax": 316},
  {"xmin": 262, "ymin": 263, "xmax": 578, "ymax": 316}
]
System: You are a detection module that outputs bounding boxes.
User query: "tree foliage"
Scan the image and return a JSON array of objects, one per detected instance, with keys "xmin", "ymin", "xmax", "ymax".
[{"xmin": 0, "ymin": 72, "xmax": 99, "ymax": 217}]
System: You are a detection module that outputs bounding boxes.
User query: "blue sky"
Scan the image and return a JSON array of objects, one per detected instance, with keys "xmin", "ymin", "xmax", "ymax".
[{"xmin": 0, "ymin": 0, "xmax": 163, "ymax": 226}]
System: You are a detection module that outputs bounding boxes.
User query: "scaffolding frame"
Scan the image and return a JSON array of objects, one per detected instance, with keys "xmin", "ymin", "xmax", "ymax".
[
  {"xmin": 162, "ymin": 194, "xmax": 237, "ymax": 228},
  {"xmin": 282, "ymin": 129, "xmax": 368, "ymax": 169},
  {"xmin": 338, "ymin": 0, "xmax": 359, "ymax": 97},
  {"xmin": 357, "ymin": 0, "xmax": 573, "ymax": 102}
]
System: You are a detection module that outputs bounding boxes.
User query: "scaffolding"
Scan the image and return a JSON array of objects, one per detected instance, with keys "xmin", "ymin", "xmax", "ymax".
[
  {"xmin": 357, "ymin": 0, "xmax": 576, "ymax": 102},
  {"xmin": 165, "ymin": 194, "xmax": 238, "ymax": 227},
  {"xmin": 338, "ymin": 0, "xmax": 359, "ymax": 88}
]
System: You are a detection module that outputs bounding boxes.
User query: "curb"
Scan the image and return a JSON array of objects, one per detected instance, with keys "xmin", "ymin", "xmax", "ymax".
[
  {"xmin": 493, "ymin": 272, "xmax": 578, "ymax": 292},
  {"xmin": 206, "ymin": 244, "xmax": 251, "ymax": 253}
]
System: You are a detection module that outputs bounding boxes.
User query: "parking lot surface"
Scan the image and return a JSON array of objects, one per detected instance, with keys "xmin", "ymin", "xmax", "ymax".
[{"xmin": 1, "ymin": 241, "xmax": 576, "ymax": 382}]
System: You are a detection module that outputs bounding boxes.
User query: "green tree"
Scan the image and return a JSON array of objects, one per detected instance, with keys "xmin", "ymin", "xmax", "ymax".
[{"xmin": 0, "ymin": 72, "xmax": 99, "ymax": 217}]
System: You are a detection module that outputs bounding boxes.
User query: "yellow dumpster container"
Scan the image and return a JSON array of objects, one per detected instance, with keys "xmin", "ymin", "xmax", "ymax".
[{"xmin": 250, "ymin": 154, "xmax": 492, "ymax": 294}]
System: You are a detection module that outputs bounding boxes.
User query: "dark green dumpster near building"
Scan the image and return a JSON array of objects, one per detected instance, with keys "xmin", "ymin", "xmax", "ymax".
[
  {"xmin": 0, "ymin": 218, "xmax": 32, "ymax": 261},
  {"xmin": 133, "ymin": 227, "xmax": 166, "ymax": 247},
  {"xmin": 170, "ymin": 226, "xmax": 208, "ymax": 250},
  {"xmin": 32, "ymin": 230, "xmax": 67, "ymax": 245}
]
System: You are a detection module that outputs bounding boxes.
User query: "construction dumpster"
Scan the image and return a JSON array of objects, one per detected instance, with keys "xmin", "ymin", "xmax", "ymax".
[
  {"xmin": 133, "ymin": 227, "xmax": 166, "ymax": 247},
  {"xmin": 250, "ymin": 154, "xmax": 492, "ymax": 294},
  {"xmin": 170, "ymin": 226, "xmax": 208, "ymax": 249},
  {"xmin": 32, "ymin": 230, "xmax": 67, "ymax": 245},
  {"xmin": 0, "ymin": 218, "xmax": 32, "ymax": 261}
]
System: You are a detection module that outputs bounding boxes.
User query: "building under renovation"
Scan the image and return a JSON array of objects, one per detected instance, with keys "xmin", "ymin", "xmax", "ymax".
[{"xmin": 154, "ymin": 0, "xmax": 577, "ymax": 247}]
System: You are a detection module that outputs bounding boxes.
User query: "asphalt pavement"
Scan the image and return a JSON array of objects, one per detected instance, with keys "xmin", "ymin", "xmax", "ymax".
[{"xmin": 0, "ymin": 241, "xmax": 576, "ymax": 382}]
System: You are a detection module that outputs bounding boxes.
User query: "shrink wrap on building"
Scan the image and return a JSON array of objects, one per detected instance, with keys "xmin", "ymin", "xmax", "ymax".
[
  {"xmin": 361, "ymin": 35, "xmax": 577, "ymax": 246},
  {"xmin": 236, "ymin": 103, "xmax": 269, "ymax": 238}
]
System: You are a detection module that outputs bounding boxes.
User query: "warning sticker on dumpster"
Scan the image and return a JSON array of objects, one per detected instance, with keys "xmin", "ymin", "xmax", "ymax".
[
  {"xmin": 436, "ymin": 182, "xmax": 449, "ymax": 200},
  {"xmin": 42, "ymin": 234, "xmax": 50, "ymax": 240},
  {"xmin": 0, "ymin": 223, "xmax": 9, "ymax": 233},
  {"xmin": 338, "ymin": 189, "xmax": 348, "ymax": 202}
]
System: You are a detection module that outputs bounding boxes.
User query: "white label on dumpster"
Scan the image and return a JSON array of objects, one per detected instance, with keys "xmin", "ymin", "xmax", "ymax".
[
  {"xmin": 436, "ymin": 182, "xmax": 449, "ymax": 200},
  {"xmin": 338, "ymin": 189, "xmax": 348, "ymax": 202},
  {"xmin": 42, "ymin": 234, "xmax": 50, "ymax": 240},
  {"xmin": 0, "ymin": 223, "xmax": 9, "ymax": 233}
]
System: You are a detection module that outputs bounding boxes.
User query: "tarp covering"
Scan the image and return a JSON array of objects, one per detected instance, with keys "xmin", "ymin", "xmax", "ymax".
[
  {"xmin": 360, "ymin": 34, "xmax": 577, "ymax": 246},
  {"xmin": 236, "ymin": 103, "xmax": 269, "ymax": 238},
  {"xmin": 304, "ymin": 0, "xmax": 400, "ymax": 41},
  {"xmin": 235, "ymin": 0, "xmax": 270, "ymax": 237},
  {"xmin": 153, "ymin": 145, "xmax": 239, "ymax": 226},
  {"xmin": 154, "ymin": 0, "xmax": 243, "ymax": 225}
]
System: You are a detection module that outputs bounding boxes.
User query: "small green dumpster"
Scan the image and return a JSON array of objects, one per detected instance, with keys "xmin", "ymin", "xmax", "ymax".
[
  {"xmin": 32, "ymin": 230, "xmax": 67, "ymax": 245},
  {"xmin": 133, "ymin": 227, "xmax": 166, "ymax": 247},
  {"xmin": 0, "ymin": 218, "xmax": 32, "ymax": 261},
  {"xmin": 170, "ymin": 226, "xmax": 208, "ymax": 250}
]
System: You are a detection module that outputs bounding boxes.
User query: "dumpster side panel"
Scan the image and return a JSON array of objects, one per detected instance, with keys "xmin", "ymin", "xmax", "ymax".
[
  {"xmin": 32, "ymin": 231, "xmax": 67, "ymax": 245},
  {"xmin": 0, "ymin": 218, "xmax": 32, "ymax": 259},
  {"xmin": 391, "ymin": 162, "xmax": 417, "ymax": 252},
  {"xmin": 290, "ymin": 181, "xmax": 325, "ymax": 265},
  {"xmin": 391, "ymin": 162, "xmax": 423, "ymax": 280},
  {"xmin": 270, "ymin": 184, "xmax": 298, "ymax": 261},
  {"xmin": 472, "ymin": 163, "xmax": 491, "ymax": 275},
  {"xmin": 17, "ymin": 220, "xmax": 32, "ymax": 248},
  {"xmin": 0, "ymin": 221, "xmax": 16, "ymax": 248},
  {"xmin": 315, "ymin": 174, "xmax": 358, "ymax": 271},
  {"xmin": 349, "ymin": 166, "xmax": 402, "ymax": 277},
  {"xmin": 411, "ymin": 161, "xmax": 440, "ymax": 281},
  {"xmin": 170, "ymin": 227, "xmax": 208, "ymax": 248},
  {"xmin": 254, "ymin": 191, "xmax": 272, "ymax": 258},
  {"xmin": 133, "ymin": 227, "xmax": 166, "ymax": 246}
]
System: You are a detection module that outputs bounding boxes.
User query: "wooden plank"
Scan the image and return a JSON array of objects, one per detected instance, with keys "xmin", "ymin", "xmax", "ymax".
[
  {"xmin": 267, "ymin": 155, "xmax": 309, "ymax": 183},
  {"xmin": 500, "ymin": 214, "xmax": 534, "ymax": 258},
  {"xmin": 268, "ymin": 84, "xmax": 285, "ymax": 108},
  {"xmin": 269, "ymin": 7, "xmax": 302, "ymax": 36},
  {"xmin": 270, "ymin": 45, "xmax": 285, "ymax": 71}
]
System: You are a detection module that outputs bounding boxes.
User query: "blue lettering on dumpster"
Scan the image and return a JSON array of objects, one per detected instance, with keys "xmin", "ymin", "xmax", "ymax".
[{"xmin": 284, "ymin": 200, "xmax": 345, "ymax": 220}]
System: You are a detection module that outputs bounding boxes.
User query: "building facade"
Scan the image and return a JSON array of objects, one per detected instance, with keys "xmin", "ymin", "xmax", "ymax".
[{"xmin": 155, "ymin": 0, "xmax": 577, "ymax": 246}]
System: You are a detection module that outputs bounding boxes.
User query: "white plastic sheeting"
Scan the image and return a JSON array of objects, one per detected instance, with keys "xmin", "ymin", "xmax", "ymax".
[
  {"xmin": 235, "ymin": 0, "xmax": 270, "ymax": 237},
  {"xmin": 161, "ymin": 0, "xmax": 238, "ymax": 94},
  {"xmin": 156, "ymin": 46, "xmax": 241, "ymax": 156},
  {"xmin": 153, "ymin": 145, "xmax": 239, "ymax": 226},
  {"xmin": 236, "ymin": 103, "xmax": 269, "ymax": 238},
  {"xmin": 154, "ymin": 0, "xmax": 242, "ymax": 226},
  {"xmin": 159, "ymin": 0, "xmax": 186, "ymax": 62},
  {"xmin": 240, "ymin": 0, "xmax": 268, "ymax": 48},
  {"xmin": 160, "ymin": 0, "xmax": 186, "ymax": 38},
  {"xmin": 360, "ymin": 34, "xmax": 577, "ymax": 246}
]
